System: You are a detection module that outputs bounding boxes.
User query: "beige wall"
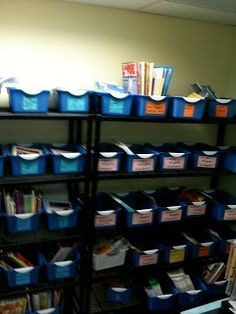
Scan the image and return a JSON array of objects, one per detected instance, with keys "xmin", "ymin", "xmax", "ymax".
[{"xmin": 0, "ymin": 0, "xmax": 236, "ymax": 97}]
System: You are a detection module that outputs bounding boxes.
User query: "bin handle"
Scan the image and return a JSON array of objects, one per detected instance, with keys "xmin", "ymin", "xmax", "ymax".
[
  {"xmin": 186, "ymin": 290, "xmax": 201, "ymax": 295},
  {"xmin": 18, "ymin": 154, "xmax": 40, "ymax": 160},
  {"xmin": 14, "ymin": 213, "xmax": 35, "ymax": 219},
  {"xmin": 97, "ymin": 210, "xmax": 114, "ymax": 216},
  {"xmin": 168, "ymin": 152, "xmax": 185, "ymax": 157},
  {"xmin": 36, "ymin": 308, "xmax": 56, "ymax": 314},
  {"xmin": 110, "ymin": 287, "xmax": 127, "ymax": 292},
  {"xmin": 202, "ymin": 151, "xmax": 217, "ymax": 156},
  {"xmin": 136, "ymin": 208, "xmax": 152, "ymax": 214},
  {"xmin": 156, "ymin": 294, "xmax": 172, "ymax": 299},
  {"xmin": 149, "ymin": 96, "xmax": 166, "ymax": 101},
  {"xmin": 143, "ymin": 249, "xmax": 158, "ymax": 255},
  {"xmin": 53, "ymin": 260, "xmax": 73, "ymax": 267},
  {"xmin": 227, "ymin": 205, "xmax": 236, "ymax": 209},
  {"xmin": 14, "ymin": 267, "xmax": 33, "ymax": 273},
  {"xmin": 99, "ymin": 152, "xmax": 118, "ymax": 158}
]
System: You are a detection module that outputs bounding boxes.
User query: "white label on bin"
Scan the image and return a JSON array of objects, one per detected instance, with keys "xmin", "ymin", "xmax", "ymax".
[
  {"xmin": 161, "ymin": 210, "xmax": 182, "ymax": 222},
  {"xmin": 23, "ymin": 96, "xmax": 38, "ymax": 111},
  {"xmin": 98, "ymin": 158, "xmax": 118, "ymax": 171},
  {"xmin": 55, "ymin": 265, "xmax": 71, "ymax": 279},
  {"xmin": 58, "ymin": 216, "xmax": 69, "ymax": 228},
  {"xmin": 197, "ymin": 156, "xmax": 217, "ymax": 168},
  {"xmin": 132, "ymin": 159, "xmax": 154, "ymax": 172},
  {"xmin": 224, "ymin": 210, "xmax": 236, "ymax": 220},
  {"xmin": 187, "ymin": 204, "xmax": 206, "ymax": 216},
  {"xmin": 132, "ymin": 212, "xmax": 153, "ymax": 225},
  {"xmin": 109, "ymin": 99, "xmax": 124, "ymax": 114},
  {"xmin": 163, "ymin": 157, "xmax": 185, "ymax": 169},
  {"xmin": 60, "ymin": 159, "xmax": 78, "ymax": 173},
  {"xmin": 139, "ymin": 253, "xmax": 158, "ymax": 266},
  {"xmin": 15, "ymin": 271, "xmax": 31, "ymax": 285},
  {"xmin": 95, "ymin": 214, "xmax": 116, "ymax": 227},
  {"xmin": 67, "ymin": 97, "xmax": 86, "ymax": 112},
  {"xmin": 16, "ymin": 218, "xmax": 31, "ymax": 231},
  {"xmin": 21, "ymin": 160, "xmax": 39, "ymax": 175}
]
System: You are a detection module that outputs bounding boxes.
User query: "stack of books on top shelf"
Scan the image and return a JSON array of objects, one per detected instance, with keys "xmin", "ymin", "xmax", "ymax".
[{"xmin": 122, "ymin": 61, "xmax": 174, "ymax": 96}]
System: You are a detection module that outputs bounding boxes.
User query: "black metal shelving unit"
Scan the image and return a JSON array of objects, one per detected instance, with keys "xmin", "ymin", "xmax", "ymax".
[
  {"xmin": 83, "ymin": 114, "xmax": 236, "ymax": 314},
  {"xmin": 0, "ymin": 111, "xmax": 94, "ymax": 313}
]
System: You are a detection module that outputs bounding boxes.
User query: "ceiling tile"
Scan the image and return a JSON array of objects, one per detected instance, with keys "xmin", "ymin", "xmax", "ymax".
[
  {"xmin": 65, "ymin": 0, "xmax": 159, "ymax": 10},
  {"xmin": 141, "ymin": 1, "xmax": 236, "ymax": 25}
]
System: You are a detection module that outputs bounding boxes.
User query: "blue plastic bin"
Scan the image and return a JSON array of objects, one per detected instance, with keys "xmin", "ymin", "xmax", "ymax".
[
  {"xmin": 9, "ymin": 144, "xmax": 47, "ymax": 176},
  {"xmin": 42, "ymin": 250, "xmax": 80, "ymax": 281},
  {"xmin": 95, "ymin": 193, "xmax": 121, "ymax": 229},
  {"xmin": 223, "ymin": 147, "xmax": 236, "ymax": 173},
  {"xmin": 134, "ymin": 95, "xmax": 170, "ymax": 118},
  {"xmin": 97, "ymin": 91, "xmax": 133, "ymax": 116},
  {"xmin": 116, "ymin": 192, "xmax": 156, "ymax": 228},
  {"xmin": 5, "ymin": 212, "xmax": 41, "ymax": 234},
  {"xmin": 145, "ymin": 278, "xmax": 178, "ymax": 311},
  {"xmin": 106, "ymin": 287, "xmax": 132, "ymax": 303},
  {"xmin": 208, "ymin": 99, "xmax": 236, "ymax": 119},
  {"xmin": 177, "ymin": 277, "xmax": 206, "ymax": 307},
  {"xmin": 204, "ymin": 280, "xmax": 227, "ymax": 297},
  {"xmin": 162, "ymin": 233, "xmax": 190, "ymax": 264},
  {"xmin": 48, "ymin": 144, "xmax": 87, "ymax": 174},
  {"xmin": 181, "ymin": 143, "xmax": 221, "ymax": 169},
  {"xmin": 171, "ymin": 97, "xmax": 207, "ymax": 120},
  {"xmin": 8, "ymin": 87, "xmax": 50, "ymax": 113},
  {"xmin": 0, "ymin": 146, "xmax": 6, "ymax": 177},
  {"xmin": 149, "ymin": 144, "xmax": 190, "ymax": 171},
  {"xmin": 124, "ymin": 145, "xmax": 159, "ymax": 173},
  {"xmin": 204, "ymin": 189, "xmax": 236, "ymax": 221},
  {"xmin": 55, "ymin": 89, "xmax": 90, "ymax": 113},
  {"xmin": 147, "ymin": 188, "xmax": 184, "ymax": 224},
  {"xmin": 209, "ymin": 226, "xmax": 236, "ymax": 255},
  {"xmin": 43, "ymin": 200, "xmax": 80, "ymax": 230},
  {"xmin": 97, "ymin": 144, "xmax": 123, "ymax": 172}
]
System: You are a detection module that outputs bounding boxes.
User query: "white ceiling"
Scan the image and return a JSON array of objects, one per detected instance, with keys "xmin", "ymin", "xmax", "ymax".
[{"xmin": 65, "ymin": 0, "xmax": 236, "ymax": 26}]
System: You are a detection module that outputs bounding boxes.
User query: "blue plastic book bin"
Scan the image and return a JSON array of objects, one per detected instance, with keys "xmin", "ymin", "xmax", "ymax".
[
  {"xmin": 48, "ymin": 144, "xmax": 87, "ymax": 174},
  {"xmin": 211, "ymin": 226, "xmax": 236, "ymax": 255},
  {"xmin": 116, "ymin": 192, "xmax": 156, "ymax": 228},
  {"xmin": 5, "ymin": 212, "xmax": 41, "ymax": 234},
  {"xmin": 204, "ymin": 280, "xmax": 227, "ymax": 297},
  {"xmin": 0, "ymin": 146, "xmax": 6, "ymax": 177},
  {"xmin": 95, "ymin": 193, "xmax": 121, "ymax": 229},
  {"xmin": 9, "ymin": 144, "xmax": 47, "ymax": 176},
  {"xmin": 124, "ymin": 145, "xmax": 159, "ymax": 173},
  {"xmin": 43, "ymin": 200, "xmax": 80, "ymax": 230},
  {"xmin": 177, "ymin": 277, "xmax": 206, "ymax": 307},
  {"xmin": 8, "ymin": 87, "xmax": 50, "ymax": 113},
  {"xmin": 147, "ymin": 188, "xmax": 184, "ymax": 224},
  {"xmin": 97, "ymin": 144, "xmax": 123, "ymax": 172},
  {"xmin": 149, "ymin": 144, "xmax": 190, "ymax": 171},
  {"xmin": 134, "ymin": 95, "xmax": 170, "ymax": 118},
  {"xmin": 6, "ymin": 254, "xmax": 41, "ymax": 287},
  {"xmin": 55, "ymin": 89, "xmax": 90, "ymax": 113},
  {"xmin": 223, "ymin": 147, "xmax": 236, "ymax": 173},
  {"xmin": 208, "ymin": 99, "xmax": 236, "ymax": 119},
  {"xmin": 181, "ymin": 143, "xmax": 221, "ymax": 169},
  {"xmin": 145, "ymin": 278, "xmax": 178, "ymax": 311},
  {"xmin": 97, "ymin": 91, "xmax": 133, "ymax": 116},
  {"xmin": 187, "ymin": 232, "xmax": 216, "ymax": 259},
  {"xmin": 171, "ymin": 97, "xmax": 207, "ymax": 120},
  {"xmin": 106, "ymin": 287, "xmax": 132, "ymax": 303},
  {"xmin": 162, "ymin": 233, "xmax": 190, "ymax": 264},
  {"xmin": 42, "ymin": 250, "xmax": 80, "ymax": 281},
  {"xmin": 204, "ymin": 189, "xmax": 236, "ymax": 221},
  {"xmin": 131, "ymin": 247, "xmax": 161, "ymax": 267}
]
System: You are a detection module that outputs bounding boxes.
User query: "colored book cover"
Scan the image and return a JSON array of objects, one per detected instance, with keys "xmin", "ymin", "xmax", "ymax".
[{"xmin": 122, "ymin": 62, "xmax": 139, "ymax": 94}]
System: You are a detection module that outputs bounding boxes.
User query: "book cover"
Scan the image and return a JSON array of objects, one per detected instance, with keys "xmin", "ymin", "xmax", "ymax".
[{"xmin": 122, "ymin": 62, "xmax": 139, "ymax": 94}]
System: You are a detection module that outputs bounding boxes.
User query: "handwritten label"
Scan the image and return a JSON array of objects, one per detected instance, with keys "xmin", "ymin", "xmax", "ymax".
[
  {"xmin": 197, "ymin": 156, "xmax": 217, "ymax": 168},
  {"xmin": 23, "ymin": 96, "xmax": 38, "ymax": 111},
  {"xmin": 60, "ymin": 158, "xmax": 78, "ymax": 173},
  {"xmin": 187, "ymin": 204, "xmax": 206, "ymax": 216},
  {"xmin": 59, "ymin": 216, "xmax": 69, "ymax": 228},
  {"xmin": 161, "ymin": 210, "xmax": 182, "ymax": 222},
  {"xmin": 95, "ymin": 214, "xmax": 116, "ymax": 227},
  {"xmin": 21, "ymin": 160, "xmax": 39, "ymax": 175},
  {"xmin": 169, "ymin": 248, "xmax": 185, "ymax": 263},
  {"xmin": 55, "ymin": 266, "xmax": 71, "ymax": 279},
  {"xmin": 216, "ymin": 105, "xmax": 228, "ymax": 118},
  {"xmin": 16, "ymin": 218, "xmax": 31, "ymax": 231},
  {"xmin": 98, "ymin": 159, "xmax": 118, "ymax": 172},
  {"xmin": 109, "ymin": 99, "xmax": 124, "ymax": 114},
  {"xmin": 198, "ymin": 246, "xmax": 210, "ymax": 257},
  {"xmin": 224, "ymin": 209, "xmax": 236, "ymax": 220},
  {"xmin": 132, "ymin": 159, "xmax": 154, "ymax": 172},
  {"xmin": 184, "ymin": 104, "xmax": 195, "ymax": 117},
  {"xmin": 15, "ymin": 272, "xmax": 31, "ymax": 285},
  {"xmin": 132, "ymin": 212, "xmax": 153, "ymax": 225},
  {"xmin": 163, "ymin": 157, "xmax": 185, "ymax": 169},
  {"xmin": 145, "ymin": 102, "xmax": 166, "ymax": 115},
  {"xmin": 139, "ymin": 254, "xmax": 158, "ymax": 266},
  {"xmin": 67, "ymin": 97, "xmax": 86, "ymax": 112}
]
